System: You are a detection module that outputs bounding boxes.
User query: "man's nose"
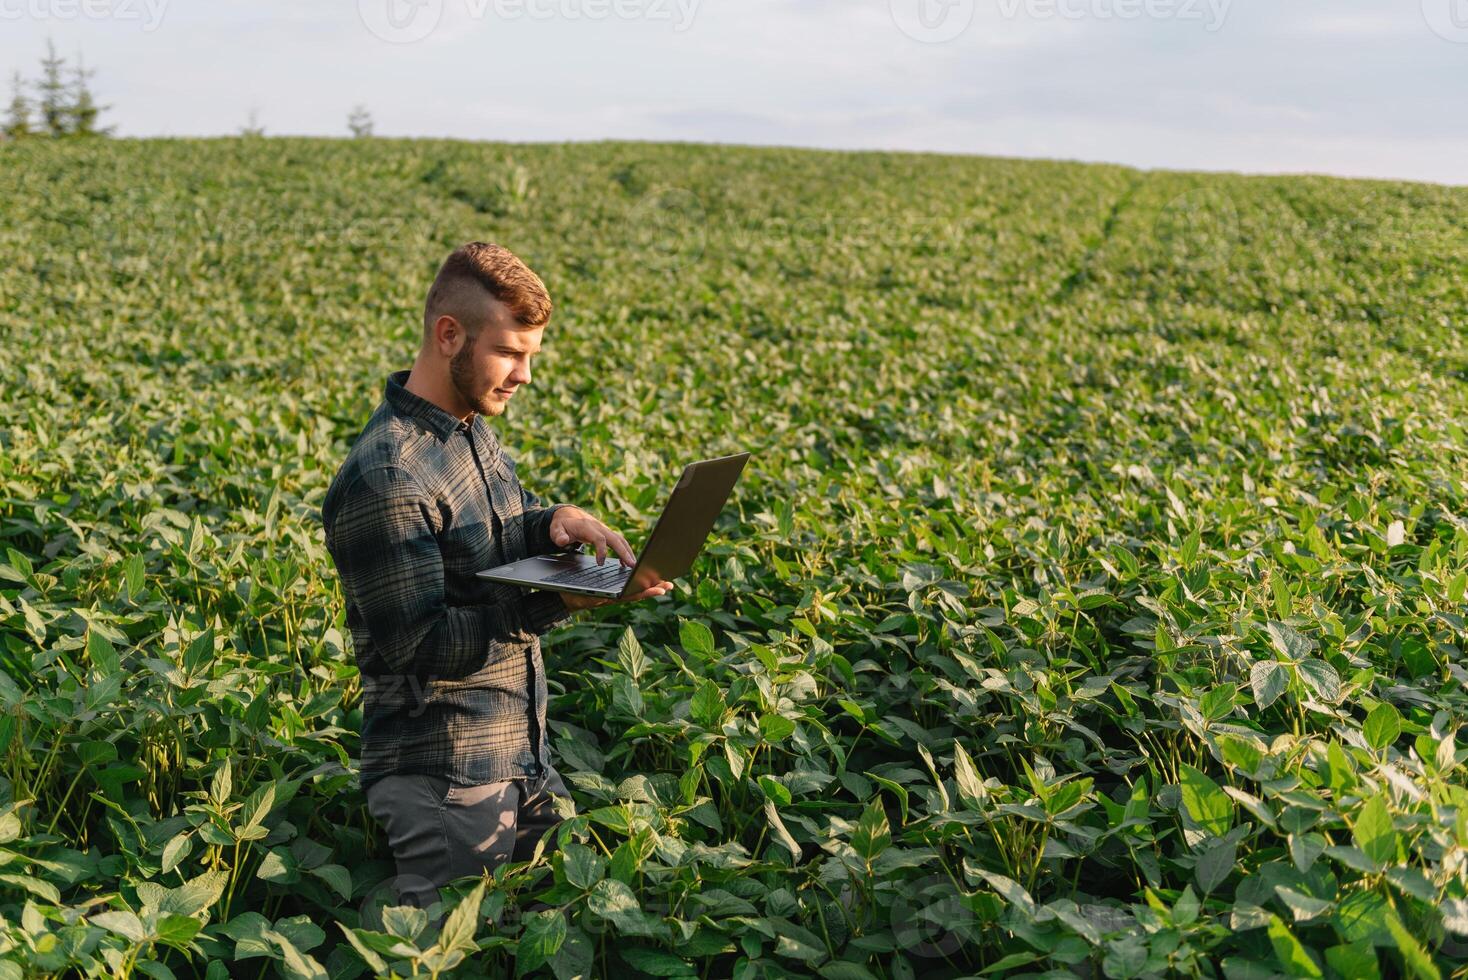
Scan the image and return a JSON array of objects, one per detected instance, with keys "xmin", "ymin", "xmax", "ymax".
[{"xmin": 509, "ymin": 360, "xmax": 532, "ymax": 386}]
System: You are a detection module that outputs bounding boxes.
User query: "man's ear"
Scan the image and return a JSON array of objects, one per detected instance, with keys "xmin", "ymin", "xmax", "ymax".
[{"xmin": 432, "ymin": 314, "xmax": 466, "ymax": 356}]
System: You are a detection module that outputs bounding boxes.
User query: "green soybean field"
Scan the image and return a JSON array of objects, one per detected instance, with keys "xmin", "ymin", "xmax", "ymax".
[{"xmin": 2, "ymin": 136, "xmax": 1468, "ymax": 979}]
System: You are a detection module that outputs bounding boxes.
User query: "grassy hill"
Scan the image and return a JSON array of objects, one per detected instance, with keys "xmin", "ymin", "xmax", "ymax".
[{"xmin": 1, "ymin": 136, "xmax": 1467, "ymax": 978}]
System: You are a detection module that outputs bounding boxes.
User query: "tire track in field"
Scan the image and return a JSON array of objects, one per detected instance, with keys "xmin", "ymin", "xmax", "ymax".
[
  {"xmin": 1045, "ymin": 172, "xmax": 1147, "ymax": 308},
  {"xmin": 961, "ymin": 171, "xmax": 1146, "ymax": 353}
]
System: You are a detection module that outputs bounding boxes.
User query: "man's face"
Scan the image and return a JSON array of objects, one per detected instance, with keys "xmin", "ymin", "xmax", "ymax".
[{"xmin": 448, "ymin": 299, "xmax": 544, "ymax": 418}]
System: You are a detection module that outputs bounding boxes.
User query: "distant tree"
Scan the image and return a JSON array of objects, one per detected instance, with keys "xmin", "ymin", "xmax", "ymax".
[
  {"xmin": 66, "ymin": 54, "xmax": 111, "ymax": 137},
  {"xmin": 2, "ymin": 72, "xmax": 32, "ymax": 141},
  {"xmin": 37, "ymin": 39, "xmax": 69, "ymax": 137},
  {"xmin": 347, "ymin": 104, "xmax": 374, "ymax": 138},
  {"xmin": 240, "ymin": 108, "xmax": 264, "ymax": 138},
  {"xmin": 3, "ymin": 42, "xmax": 111, "ymax": 141}
]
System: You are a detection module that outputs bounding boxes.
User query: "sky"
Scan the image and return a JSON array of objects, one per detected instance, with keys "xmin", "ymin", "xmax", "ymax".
[{"xmin": 1, "ymin": 0, "xmax": 1464, "ymax": 185}]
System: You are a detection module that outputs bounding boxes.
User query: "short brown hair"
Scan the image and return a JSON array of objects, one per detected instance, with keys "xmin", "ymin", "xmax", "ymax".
[{"xmin": 423, "ymin": 242, "xmax": 552, "ymax": 334}]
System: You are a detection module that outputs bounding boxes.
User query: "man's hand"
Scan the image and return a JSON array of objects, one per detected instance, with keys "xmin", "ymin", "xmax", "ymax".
[
  {"xmin": 549, "ymin": 505, "xmax": 636, "ymax": 566},
  {"xmin": 549, "ymin": 506, "xmax": 674, "ymax": 611},
  {"xmin": 559, "ymin": 579, "xmax": 673, "ymax": 612}
]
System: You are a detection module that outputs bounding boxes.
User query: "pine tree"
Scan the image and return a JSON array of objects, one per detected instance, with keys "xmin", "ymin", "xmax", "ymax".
[
  {"xmin": 347, "ymin": 105, "xmax": 374, "ymax": 139},
  {"xmin": 37, "ymin": 38, "xmax": 69, "ymax": 137},
  {"xmin": 240, "ymin": 108, "xmax": 264, "ymax": 138},
  {"xmin": 67, "ymin": 54, "xmax": 111, "ymax": 137},
  {"xmin": 2, "ymin": 72, "xmax": 31, "ymax": 141}
]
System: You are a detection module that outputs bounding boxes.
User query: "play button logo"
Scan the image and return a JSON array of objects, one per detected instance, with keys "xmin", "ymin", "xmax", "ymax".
[
  {"xmin": 359, "ymin": 0, "xmax": 444, "ymax": 43},
  {"xmin": 890, "ymin": 0, "xmax": 974, "ymax": 43}
]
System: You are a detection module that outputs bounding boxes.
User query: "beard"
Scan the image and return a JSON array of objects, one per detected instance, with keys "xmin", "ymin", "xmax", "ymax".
[{"xmin": 449, "ymin": 334, "xmax": 503, "ymax": 416}]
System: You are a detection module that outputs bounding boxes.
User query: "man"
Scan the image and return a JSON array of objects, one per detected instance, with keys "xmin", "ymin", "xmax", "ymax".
[{"xmin": 321, "ymin": 242, "xmax": 670, "ymax": 913}]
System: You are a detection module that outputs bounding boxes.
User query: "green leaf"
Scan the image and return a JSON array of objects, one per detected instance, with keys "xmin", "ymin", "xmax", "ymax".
[
  {"xmin": 689, "ymin": 679, "xmax": 725, "ymax": 728},
  {"xmin": 1324, "ymin": 942, "xmax": 1380, "ymax": 980},
  {"xmin": 1251, "ymin": 661, "xmax": 1287, "ymax": 710},
  {"xmin": 951, "ymin": 740, "xmax": 987, "ymax": 809},
  {"xmin": 560, "ymin": 842, "xmax": 606, "ymax": 890},
  {"xmin": 1195, "ymin": 836, "xmax": 1237, "ymax": 894},
  {"xmin": 617, "ymin": 627, "xmax": 647, "ymax": 682},
  {"xmin": 161, "ymin": 869, "xmax": 228, "ymax": 917},
  {"xmin": 1297, "ymin": 659, "xmax": 1341, "ymax": 703},
  {"xmin": 268, "ymin": 930, "xmax": 329, "ymax": 980},
  {"xmin": 272, "ymin": 916, "xmax": 325, "ymax": 953},
  {"xmin": 86, "ymin": 630, "xmax": 120, "ymax": 676},
  {"xmin": 306, "ymin": 864, "xmax": 352, "ymax": 900},
  {"xmin": 154, "ymin": 913, "xmax": 203, "ymax": 947},
  {"xmin": 758, "ymin": 774, "xmax": 791, "ymax": 807},
  {"xmin": 981, "ymin": 952, "xmax": 1042, "ymax": 975},
  {"xmin": 161, "ymin": 832, "xmax": 193, "ymax": 874},
  {"xmin": 1266, "ymin": 621, "xmax": 1313, "ymax": 660},
  {"xmin": 382, "ymin": 904, "xmax": 429, "ymax": 942},
  {"xmin": 237, "ymin": 783, "xmax": 276, "ymax": 839},
  {"xmin": 1364, "ymin": 703, "xmax": 1402, "ymax": 751},
  {"xmin": 1352, "ymin": 795, "xmax": 1396, "ymax": 868},
  {"xmin": 1276, "ymin": 886, "xmax": 1330, "ymax": 922},
  {"xmin": 338, "ymin": 925, "xmax": 388, "ymax": 974},
  {"xmin": 974, "ymin": 870, "xmax": 1036, "ymax": 917},
  {"xmin": 1179, "ymin": 764, "xmax": 1233, "ymax": 838},
  {"xmin": 220, "ymin": 912, "xmax": 275, "ymax": 959},
  {"xmin": 550, "ymin": 924, "xmax": 593, "ymax": 980},
  {"xmin": 1385, "ymin": 910, "xmax": 1441, "ymax": 980},
  {"xmin": 678, "ymin": 619, "xmax": 714, "ymax": 657},
  {"xmin": 773, "ymin": 924, "xmax": 827, "ymax": 963},
  {"xmin": 586, "ymin": 879, "xmax": 647, "ymax": 933},
  {"xmin": 759, "ymin": 714, "xmax": 796, "ymax": 742},
  {"xmin": 763, "ymin": 801, "xmax": 802, "ymax": 864},
  {"xmin": 1199, "ymin": 684, "xmax": 1237, "ymax": 721},
  {"xmin": 436, "ymin": 879, "xmax": 485, "ymax": 954},
  {"xmin": 210, "ymin": 761, "xmax": 232, "ymax": 806},
  {"xmin": 91, "ymin": 910, "xmax": 150, "ymax": 944},
  {"xmin": 620, "ymin": 947, "xmax": 697, "ymax": 976},
  {"xmin": 517, "ymin": 909, "xmax": 568, "ymax": 975},
  {"xmin": 1267, "ymin": 914, "xmax": 1322, "ymax": 978},
  {"xmin": 851, "ymin": 798, "xmax": 890, "ymax": 863}
]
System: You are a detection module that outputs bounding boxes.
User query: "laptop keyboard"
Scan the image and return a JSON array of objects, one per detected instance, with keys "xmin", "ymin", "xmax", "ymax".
[{"xmin": 545, "ymin": 562, "xmax": 632, "ymax": 590}]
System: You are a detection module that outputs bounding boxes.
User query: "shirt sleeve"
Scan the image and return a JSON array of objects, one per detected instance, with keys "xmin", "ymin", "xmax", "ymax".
[
  {"xmin": 325, "ymin": 465, "xmax": 568, "ymax": 679},
  {"xmin": 511, "ymin": 467, "xmax": 576, "ymax": 558}
]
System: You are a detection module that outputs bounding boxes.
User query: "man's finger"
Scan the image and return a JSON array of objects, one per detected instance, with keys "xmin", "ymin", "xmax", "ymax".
[{"xmin": 611, "ymin": 533, "xmax": 635, "ymax": 567}]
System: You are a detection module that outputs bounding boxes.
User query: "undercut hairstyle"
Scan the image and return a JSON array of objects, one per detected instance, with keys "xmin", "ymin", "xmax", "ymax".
[{"xmin": 422, "ymin": 242, "xmax": 553, "ymax": 338}]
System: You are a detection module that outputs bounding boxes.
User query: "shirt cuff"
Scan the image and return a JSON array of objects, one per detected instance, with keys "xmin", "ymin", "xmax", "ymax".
[
  {"xmin": 536, "ymin": 504, "xmax": 572, "ymax": 556},
  {"xmin": 520, "ymin": 588, "xmax": 572, "ymax": 636}
]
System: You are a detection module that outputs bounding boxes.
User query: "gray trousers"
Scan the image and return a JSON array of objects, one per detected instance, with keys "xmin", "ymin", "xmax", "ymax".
[{"xmin": 365, "ymin": 765, "xmax": 572, "ymax": 914}]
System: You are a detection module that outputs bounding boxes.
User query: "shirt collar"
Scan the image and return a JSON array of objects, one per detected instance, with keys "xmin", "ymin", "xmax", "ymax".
[{"xmin": 384, "ymin": 370, "xmax": 470, "ymax": 442}]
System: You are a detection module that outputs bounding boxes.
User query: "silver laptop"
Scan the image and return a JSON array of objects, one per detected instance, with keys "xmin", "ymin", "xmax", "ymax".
[{"xmin": 476, "ymin": 452, "xmax": 750, "ymax": 598}]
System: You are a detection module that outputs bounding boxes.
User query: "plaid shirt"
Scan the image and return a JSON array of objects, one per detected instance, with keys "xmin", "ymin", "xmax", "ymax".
[{"xmin": 322, "ymin": 370, "xmax": 573, "ymax": 791}]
